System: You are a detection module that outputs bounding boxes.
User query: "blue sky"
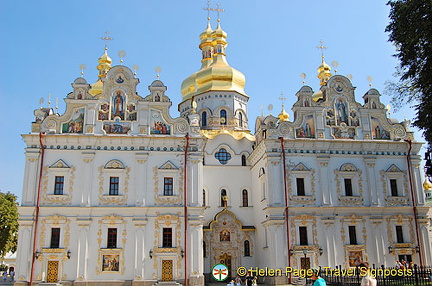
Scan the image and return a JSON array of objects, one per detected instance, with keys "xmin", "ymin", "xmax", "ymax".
[{"xmin": 0, "ymin": 1, "xmax": 424, "ymax": 201}]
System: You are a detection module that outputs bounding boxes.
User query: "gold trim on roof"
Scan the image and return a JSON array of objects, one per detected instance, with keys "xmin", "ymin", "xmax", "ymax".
[{"xmin": 200, "ymin": 129, "xmax": 255, "ymax": 141}]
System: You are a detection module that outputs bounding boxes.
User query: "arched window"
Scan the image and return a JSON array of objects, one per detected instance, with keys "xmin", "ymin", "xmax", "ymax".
[
  {"xmin": 202, "ymin": 111, "xmax": 207, "ymax": 127},
  {"xmin": 203, "ymin": 189, "xmax": 206, "ymax": 206},
  {"xmin": 241, "ymin": 155, "xmax": 247, "ymax": 166},
  {"xmin": 244, "ymin": 240, "xmax": 250, "ymax": 256},
  {"xmin": 242, "ymin": 189, "xmax": 248, "ymax": 207},
  {"xmin": 220, "ymin": 109, "xmax": 227, "ymax": 125},
  {"xmin": 221, "ymin": 189, "xmax": 227, "ymax": 207},
  {"xmin": 239, "ymin": 112, "xmax": 243, "ymax": 127}
]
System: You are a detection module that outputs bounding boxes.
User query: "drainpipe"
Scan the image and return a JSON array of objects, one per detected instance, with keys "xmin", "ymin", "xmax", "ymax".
[
  {"xmin": 184, "ymin": 134, "xmax": 190, "ymax": 286},
  {"xmin": 405, "ymin": 140, "xmax": 424, "ymax": 267},
  {"xmin": 30, "ymin": 133, "xmax": 45, "ymax": 286},
  {"xmin": 280, "ymin": 137, "xmax": 291, "ymax": 284}
]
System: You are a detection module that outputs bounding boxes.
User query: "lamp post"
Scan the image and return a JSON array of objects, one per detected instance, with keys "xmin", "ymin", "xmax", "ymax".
[{"xmin": 302, "ymin": 248, "xmax": 308, "ymax": 269}]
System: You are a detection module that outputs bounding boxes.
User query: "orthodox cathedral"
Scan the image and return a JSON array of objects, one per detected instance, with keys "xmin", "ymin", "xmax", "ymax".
[{"xmin": 15, "ymin": 13, "xmax": 432, "ymax": 286}]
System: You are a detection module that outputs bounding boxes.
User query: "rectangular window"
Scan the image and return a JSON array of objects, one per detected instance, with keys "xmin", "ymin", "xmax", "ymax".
[
  {"xmin": 299, "ymin": 226, "xmax": 308, "ymax": 245},
  {"xmin": 107, "ymin": 228, "xmax": 117, "ymax": 248},
  {"xmin": 50, "ymin": 228, "xmax": 60, "ymax": 248},
  {"xmin": 390, "ymin": 179, "xmax": 398, "ymax": 196},
  {"xmin": 349, "ymin": 226, "xmax": 357, "ymax": 245},
  {"xmin": 54, "ymin": 176, "xmax": 64, "ymax": 195},
  {"xmin": 163, "ymin": 177, "xmax": 173, "ymax": 196},
  {"xmin": 162, "ymin": 228, "xmax": 172, "ymax": 247},
  {"xmin": 344, "ymin": 179, "xmax": 353, "ymax": 196},
  {"xmin": 109, "ymin": 177, "xmax": 119, "ymax": 196},
  {"xmin": 296, "ymin": 178, "xmax": 305, "ymax": 196},
  {"xmin": 396, "ymin": 226, "xmax": 404, "ymax": 243}
]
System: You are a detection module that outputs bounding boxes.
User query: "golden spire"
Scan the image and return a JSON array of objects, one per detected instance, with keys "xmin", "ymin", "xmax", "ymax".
[
  {"xmin": 316, "ymin": 40, "xmax": 332, "ymax": 86},
  {"xmin": 278, "ymin": 94, "xmax": 290, "ymax": 122}
]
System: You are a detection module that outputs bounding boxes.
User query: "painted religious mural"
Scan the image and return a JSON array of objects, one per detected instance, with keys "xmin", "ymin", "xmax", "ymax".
[
  {"xmin": 103, "ymin": 118, "xmax": 131, "ymax": 134},
  {"xmin": 111, "ymin": 90, "xmax": 125, "ymax": 120},
  {"xmin": 348, "ymin": 251, "xmax": 363, "ymax": 267},
  {"xmin": 150, "ymin": 109, "xmax": 171, "ymax": 135},
  {"xmin": 296, "ymin": 115, "xmax": 315, "ymax": 138},
  {"xmin": 371, "ymin": 117, "xmax": 390, "ymax": 139},
  {"xmin": 102, "ymin": 254, "xmax": 120, "ymax": 272},
  {"xmin": 62, "ymin": 108, "xmax": 84, "ymax": 133}
]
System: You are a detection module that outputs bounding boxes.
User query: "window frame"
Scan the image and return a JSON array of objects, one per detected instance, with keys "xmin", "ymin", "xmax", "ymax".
[
  {"xmin": 299, "ymin": 226, "xmax": 308, "ymax": 246},
  {"xmin": 109, "ymin": 176, "xmax": 120, "ymax": 196},
  {"xmin": 54, "ymin": 176, "xmax": 65, "ymax": 195},
  {"xmin": 107, "ymin": 228, "xmax": 117, "ymax": 248},
  {"xmin": 348, "ymin": 225, "xmax": 357, "ymax": 245},
  {"xmin": 163, "ymin": 177, "xmax": 174, "ymax": 196},
  {"xmin": 162, "ymin": 228, "xmax": 173, "ymax": 248},
  {"xmin": 50, "ymin": 227, "xmax": 61, "ymax": 249}
]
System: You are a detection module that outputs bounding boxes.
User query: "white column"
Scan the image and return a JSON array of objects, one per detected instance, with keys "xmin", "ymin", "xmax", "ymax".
[
  {"xmin": 135, "ymin": 153, "xmax": 148, "ymax": 206},
  {"xmin": 77, "ymin": 220, "xmax": 90, "ymax": 280},
  {"xmin": 269, "ymin": 160, "xmax": 283, "ymax": 205},
  {"xmin": 323, "ymin": 221, "xmax": 335, "ymax": 267},
  {"xmin": 411, "ymin": 158, "xmax": 425, "ymax": 205},
  {"xmin": 420, "ymin": 222, "xmax": 431, "ymax": 265},
  {"xmin": 371, "ymin": 219, "xmax": 383, "ymax": 265},
  {"xmin": 16, "ymin": 223, "xmax": 32, "ymax": 282},
  {"xmin": 317, "ymin": 156, "xmax": 331, "ymax": 205},
  {"xmin": 134, "ymin": 220, "xmax": 147, "ymax": 280},
  {"xmin": 81, "ymin": 152, "xmax": 95, "ymax": 206},
  {"xmin": 188, "ymin": 221, "xmax": 204, "ymax": 286},
  {"xmin": 364, "ymin": 157, "xmax": 378, "ymax": 206},
  {"xmin": 23, "ymin": 150, "xmax": 41, "ymax": 206}
]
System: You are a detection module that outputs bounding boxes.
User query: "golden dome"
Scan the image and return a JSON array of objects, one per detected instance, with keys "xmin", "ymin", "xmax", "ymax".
[
  {"xmin": 97, "ymin": 48, "xmax": 112, "ymax": 78},
  {"xmin": 423, "ymin": 177, "xmax": 432, "ymax": 190},
  {"xmin": 89, "ymin": 48, "xmax": 112, "ymax": 96},
  {"xmin": 317, "ymin": 59, "xmax": 332, "ymax": 86},
  {"xmin": 278, "ymin": 106, "xmax": 290, "ymax": 122},
  {"xmin": 312, "ymin": 89, "xmax": 323, "ymax": 102},
  {"xmin": 181, "ymin": 22, "xmax": 246, "ymax": 101},
  {"xmin": 89, "ymin": 79, "xmax": 103, "ymax": 96}
]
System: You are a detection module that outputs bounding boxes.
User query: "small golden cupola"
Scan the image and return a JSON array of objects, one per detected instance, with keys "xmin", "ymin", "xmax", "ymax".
[
  {"xmin": 423, "ymin": 176, "xmax": 432, "ymax": 190},
  {"xmin": 181, "ymin": 19, "xmax": 214, "ymax": 100},
  {"xmin": 317, "ymin": 59, "xmax": 332, "ymax": 86},
  {"xmin": 278, "ymin": 96, "xmax": 290, "ymax": 123},
  {"xmin": 89, "ymin": 47, "xmax": 113, "ymax": 96}
]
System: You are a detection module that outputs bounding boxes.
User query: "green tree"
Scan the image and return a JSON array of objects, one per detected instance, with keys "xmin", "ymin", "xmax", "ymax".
[
  {"xmin": 0, "ymin": 191, "xmax": 18, "ymax": 258},
  {"xmin": 385, "ymin": 0, "xmax": 432, "ymax": 147}
]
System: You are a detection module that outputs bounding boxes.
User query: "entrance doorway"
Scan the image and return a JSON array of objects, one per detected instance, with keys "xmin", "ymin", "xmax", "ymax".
[
  {"xmin": 301, "ymin": 257, "xmax": 310, "ymax": 269},
  {"xmin": 162, "ymin": 260, "xmax": 173, "ymax": 281},
  {"xmin": 219, "ymin": 253, "xmax": 232, "ymax": 278},
  {"xmin": 46, "ymin": 261, "xmax": 59, "ymax": 283}
]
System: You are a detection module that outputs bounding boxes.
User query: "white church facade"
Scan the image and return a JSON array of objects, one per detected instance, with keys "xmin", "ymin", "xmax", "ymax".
[{"xmin": 14, "ymin": 16, "xmax": 432, "ymax": 286}]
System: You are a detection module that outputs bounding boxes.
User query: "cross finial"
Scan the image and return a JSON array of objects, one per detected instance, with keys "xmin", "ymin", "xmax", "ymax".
[
  {"xmin": 212, "ymin": 2, "xmax": 225, "ymax": 22},
  {"xmin": 317, "ymin": 40, "xmax": 327, "ymax": 60},
  {"xmin": 101, "ymin": 30, "xmax": 113, "ymax": 49},
  {"xmin": 203, "ymin": 0, "xmax": 212, "ymax": 21},
  {"xmin": 279, "ymin": 93, "xmax": 286, "ymax": 108}
]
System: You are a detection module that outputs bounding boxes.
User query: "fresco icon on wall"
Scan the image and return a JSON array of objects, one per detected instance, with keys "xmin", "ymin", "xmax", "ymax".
[
  {"xmin": 296, "ymin": 115, "xmax": 315, "ymax": 138},
  {"xmin": 348, "ymin": 251, "xmax": 363, "ymax": 267},
  {"xmin": 371, "ymin": 117, "xmax": 390, "ymax": 139},
  {"xmin": 150, "ymin": 109, "xmax": 171, "ymax": 135},
  {"xmin": 62, "ymin": 108, "xmax": 84, "ymax": 133},
  {"xmin": 103, "ymin": 118, "xmax": 131, "ymax": 134},
  {"xmin": 102, "ymin": 254, "xmax": 119, "ymax": 272},
  {"xmin": 111, "ymin": 91, "xmax": 125, "ymax": 120}
]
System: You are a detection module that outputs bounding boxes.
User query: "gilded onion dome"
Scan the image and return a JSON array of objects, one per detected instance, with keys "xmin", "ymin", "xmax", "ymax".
[
  {"xmin": 181, "ymin": 21, "xmax": 246, "ymax": 101},
  {"xmin": 278, "ymin": 104, "xmax": 290, "ymax": 122},
  {"xmin": 194, "ymin": 22, "xmax": 246, "ymax": 97},
  {"xmin": 89, "ymin": 48, "xmax": 113, "ymax": 96},
  {"xmin": 423, "ymin": 177, "xmax": 432, "ymax": 190},
  {"xmin": 181, "ymin": 20, "xmax": 213, "ymax": 99},
  {"xmin": 312, "ymin": 57, "xmax": 332, "ymax": 102}
]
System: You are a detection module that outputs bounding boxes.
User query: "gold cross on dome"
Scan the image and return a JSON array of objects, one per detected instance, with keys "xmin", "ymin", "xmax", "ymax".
[
  {"xmin": 279, "ymin": 93, "xmax": 286, "ymax": 107},
  {"xmin": 317, "ymin": 40, "xmax": 327, "ymax": 59},
  {"xmin": 101, "ymin": 31, "xmax": 113, "ymax": 49},
  {"xmin": 203, "ymin": 0, "xmax": 212, "ymax": 20},
  {"xmin": 212, "ymin": 2, "xmax": 225, "ymax": 21}
]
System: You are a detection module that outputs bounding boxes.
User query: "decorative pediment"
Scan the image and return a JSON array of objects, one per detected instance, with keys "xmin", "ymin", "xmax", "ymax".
[
  {"xmin": 386, "ymin": 164, "xmax": 403, "ymax": 173},
  {"xmin": 49, "ymin": 159, "xmax": 70, "ymax": 169},
  {"xmin": 205, "ymin": 208, "xmax": 255, "ymax": 231},
  {"xmin": 104, "ymin": 159, "xmax": 125, "ymax": 169},
  {"xmin": 292, "ymin": 163, "xmax": 310, "ymax": 172},
  {"xmin": 340, "ymin": 163, "xmax": 357, "ymax": 172},
  {"xmin": 159, "ymin": 160, "xmax": 179, "ymax": 170}
]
